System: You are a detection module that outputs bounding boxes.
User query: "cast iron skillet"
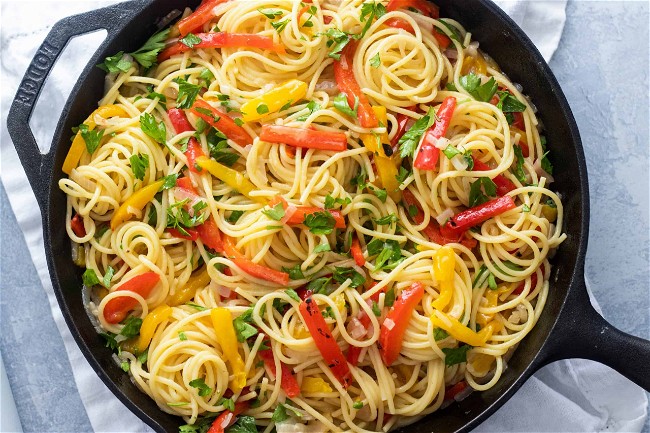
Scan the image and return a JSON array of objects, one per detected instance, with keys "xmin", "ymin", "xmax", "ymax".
[{"xmin": 8, "ymin": 0, "xmax": 650, "ymax": 431}]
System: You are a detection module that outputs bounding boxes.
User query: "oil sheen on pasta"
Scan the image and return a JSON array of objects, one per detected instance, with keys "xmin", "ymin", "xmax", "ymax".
[{"xmin": 59, "ymin": 0, "xmax": 566, "ymax": 432}]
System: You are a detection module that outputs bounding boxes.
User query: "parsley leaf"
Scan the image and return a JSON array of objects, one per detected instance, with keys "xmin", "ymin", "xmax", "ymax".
[
  {"xmin": 227, "ymin": 415, "xmax": 257, "ymax": 433},
  {"xmin": 313, "ymin": 243, "xmax": 331, "ymax": 253},
  {"xmin": 180, "ymin": 33, "xmax": 202, "ymax": 48},
  {"xmin": 468, "ymin": 177, "xmax": 498, "ymax": 207},
  {"xmin": 512, "ymin": 144, "xmax": 527, "ymax": 183},
  {"xmin": 189, "ymin": 378, "xmax": 212, "ymax": 397},
  {"xmin": 367, "ymin": 239, "xmax": 402, "ymax": 271},
  {"xmin": 130, "ymin": 29, "xmax": 170, "ymax": 69},
  {"xmin": 97, "ymin": 51, "xmax": 132, "ymax": 73},
  {"xmin": 370, "ymin": 187, "xmax": 387, "ymax": 203},
  {"xmin": 161, "ymin": 173, "xmax": 178, "ymax": 190},
  {"xmin": 226, "ymin": 210, "xmax": 244, "ymax": 223},
  {"xmin": 129, "ymin": 154, "xmax": 149, "ymax": 181},
  {"xmin": 120, "ymin": 316, "xmax": 142, "ymax": 338},
  {"xmin": 496, "ymin": 91, "xmax": 527, "ymax": 113},
  {"xmin": 398, "ymin": 107, "xmax": 436, "ymax": 158},
  {"xmin": 359, "ymin": 2, "xmax": 387, "ymax": 39},
  {"xmin": 271, "ymin": 403, "xmax": 302, "ymax": 424},
  {"xmin": 442, "ymin": 345, "xmax": 471, "ymax": 366},
  {"xmin": 258, "ymin": 8, "xmax": 284, "ymax": 19},
  {"xmin": 433, "ymin": 327, "xmax": 449, "ymax": 341},
  {"xmin": 442, "ymin": 145, "xmax": 462, "ymax": 160},
  {"xmin": 271, "ymin": 18, "xmax": 289, "ymax": 33},
  {"xmin": 285, "ymin": 289, "xmax": 301, "ymax": 302},
  {"xmin": 78, "ymin": 124, "xmax": 104, "ymax": 154},
  {"xmin": 207, "ymin": 127, "xmax": 239, "ymax": 167},
  {"xmin": 199, "ymin": 68, "xmax": 214, "ymax": 86},
  {"xmin": 437, "ymin": 20, "xmax": 464, "ymax": 47},
  {"xmin": 324, "ymin": 194, "xmax": 351, "ymax": 209},
  {"xmin": 297, "ymin": 100, "xmax": 321, "ymax": 121},
  {"xmin": 82, "ymin": 269, "xmax": 100, "ymax": 287},
  {"xmin": 304, "ymin": 211, "xmax": 336, "ymax": 235},
  {"xmin": 178, "ymin": 331, "xmax": 187, "ymax": 341},
  {"xmin": 173, "ymin": 77, "xmax": 201, "ymax": 109},
  {"xmin": 374, "ymin": 213, "xmax": 398, "ymax": 226},
  {"xmin": 384, "ymin": 287, "xmax": 396, "ymax": 307},
  {"xmin": 262, "ymin": 202, "xmax": 285, "ymax": 221},
  {"xmin": 103, "ymin": 265, "xmax": 115, "ymax": 288},
  {"xmin": 370, "ymin": 53, "xmax": 381, "ymax": 68},
  {"xmin": 372, "ymin": 301, "xmax": 381, "ymax": 316},
  {"xmin": 233, "ymin": 313, "xmax": 258, "ymax": 342},
  {"xmin": 460, "ymin": 73, "xmax": 498, "ymax": 102},
  {"xmin": 324, "ymin": 28, "xmax": 353, "ymax": 60},
  {"xmin": 306, "ymin": 277, "xmax": 332, "ymax": 295},
  {"xmin": 140, "ymin": 113, "xmax": 166, "ymax": 144},
  {"xmin": 333, "ymin": 93, "xmax": 358, "ymax": 117},
  {"xmin": 178, "ymin": 415, "xmax": 217, "ymax": 433},
  {"xmin": 332, "ymin": 267, "xmax": 365, "ymax": 288},
  {"xmin": 218, "ymin": 397, "xmax": 235, "ymax": 412},
  {"xmin": 396, "ymin": 166, "xmax": 411, "ymax": 184},
  {"xmin": 282, "ymin": 265, "xmax": 305, "ymax": 280}
]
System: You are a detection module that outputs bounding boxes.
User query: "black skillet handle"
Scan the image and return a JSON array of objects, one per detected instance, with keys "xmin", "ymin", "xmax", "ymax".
[
  {"xmin": 6, "ymin": 0, "xmax": 149, "ymax": 212},
  {"xmin": 540, "ymin": 273, "xmax": 650, "ymax": 391}
]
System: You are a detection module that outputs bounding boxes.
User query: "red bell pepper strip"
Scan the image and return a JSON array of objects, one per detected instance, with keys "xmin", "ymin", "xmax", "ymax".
[
  {"xmin": 190, "ymin": 100, "xmax": 252, "ymax": 147},
  {"xmin": 178, "ymin": 0, "xmax": 228, "ymax": 37},
  {"xmin": 196, "ymin": 217, "xmax": 225, "ymax": 253},
  {"xmin": 402, "ymin": 190, "xmax": 477, "ymax": 249},
  {"xmin": 257, "ymin": 346, "xmax": 301, "ymax": 398},
  {"xmin": 445, "ymin": 380, "xmax": 469, "ymax": 401},
  {"xmin": 347, "ymin": 283, "xmax": 382, "ymax": 366},
  {"xmin": 379, "ymin": 282, "xmax": 425, "ymax": 366},
  {"xmin": 175, "ymin": 176, "xmax": 199, "ymax": 194},
  {"xmin": 168, "ymin": 108, "xmax": 206, "ymax": 173},
  {"xmin": 471, "ymin": 155, "xmax": 517, "ymax": 197},
  {"xmin": 223, "ymin": 237, "xmax": 289, "ymax": 285},
  {"xmin": 168, "ymin": 227, "xmax": 199, "ymax": 241},
  {"xmin": 513, "ymin": 264, "xmax": 543, "ymax": 295},
  {"xmin": 71, "ymin": 214, "xmax": 86, "ymax": 237},
  {"xmin": 386, "ymin": 0, "xmax": 439, "ymax": 17},
  {"xmin": 299, "ymin": 298, "xmax": 352, "ymax": 387},
  {"xmin": 350, "ymin": 236, "xmax": 365, "ymax": 267},
  {"xmin": 103, "ymin": 272, "xmax": 161, "ymax": 324},
  {"xmin": 390, "ymin": 108, "xmax": 416, "ymax": 148},
  {"xmin": 413, "ymin": 96, "xmax": 456, "ymax": 171},
  {"xmin": 440, "ymin": 195, "xmax": 517, "ymax": 238},
  {"xmin": 333, "ymin": 42, "xmax": 378, "ymax": 128},
  {"xmin": 159, "ymin": 32, "xmax": 286, "ymax": 61},
  {"xmin": 259, "ymin": 125, "xmax": 347, "ymax": 152},
  {"xmin": 268, "ymin": 196, "xmax": 346, "ymax": 229},
  {"xmin": 206, "ymin": 400, "xmax": 249, "ymax": 433}
]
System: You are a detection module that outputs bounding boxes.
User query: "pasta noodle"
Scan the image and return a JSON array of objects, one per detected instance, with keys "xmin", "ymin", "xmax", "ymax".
[{"xmin": 59, "ymin": 1, "xmax": 566, "ymax": 431}]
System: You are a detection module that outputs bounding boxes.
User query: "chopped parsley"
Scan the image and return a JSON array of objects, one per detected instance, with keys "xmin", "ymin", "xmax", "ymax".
[
  {"xmin": 442, "ymin": 345, "xmax": 471, "ymax": 366},
  {"xmin": 333, "ymin": 93, "xmax": 359, "ymax": 117},
  {"xmin": 370, "ymin": 53, "xmax": 381, "ymax": 68},
  {"xmin": 189, "ymin": 378, "xmax": 212, "ymax": 397},
  {"xmin": 180, "ymin": 33, "xmax": 202, "ymax": 48},
  {"xmin": 129, "ymin": 154, "xmax": 149, "ymax": 181},
  {"xmin": 304, "ymin": 211, "xmax": 336, "ymax": 235},
  {"xmin": 282, "ymin": 264, "xmax": 305, "ymax": 280},
  {"xmin": 140, "ymin": 113, "xmax": 166, "ymax": 144},
  {"xmin": 332, "ymin": 267, "xmax": 365, "ymax": 288},
  {"xmin": 468, "ymin": 177, "xmax": 498, "ymax": 207},
  {"xmin": 262, "ymin": 202, "xmax": 286, "ymax": 221},
  {"xmin": 297, "ymin": 100, "xmax": 321, "ymax": 121},
  {"xmin": 459, "ymin": 73, "xmax": 498, "ymax": 102},
  {"xmin": 173, "ymin": 77, "xmax": 201, "ymax": 109},
  {"xmin": 398, "ymin": 107, "xmax": 437, "ymax": 158},
  {"xmin": 78, "ymin": 124, "xmax": 104, "ymax": 154},
  {"xmin": 285, "ymin": 288, "xmax": 301, "ymax": 302}
]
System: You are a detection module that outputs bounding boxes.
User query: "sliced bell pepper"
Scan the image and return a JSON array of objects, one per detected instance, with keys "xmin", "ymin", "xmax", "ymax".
[
  {"xmin": 386, "ymin": 0, "xmax": 439, "ymax": 17},
  {"xmin": 63, "ymin": 105, "xmax": 128, "ymax": 174},
  {"xmin": 333, "ymin": 41, "xmax": 378, "ymax": 128},
  {"xmin": 178, "ymin": 0, "xmax": 228, "ymax": 37},
  {"xmin": 431, "ymin": 246, "xmax": 455, "ymax": 311},
  {"xmin": 175, "ymin": 176, "xmax": 198, "ymax": 194},
  {"xmin": 512, "ymin": 264, "xmax": 544, "ymax": 295},
  {"xmin": 430, "ymin": 310, "xmax": 492, "ymax": 347},
  {"xmin": 268, "ymin": 195, "xmax": 345, "ymax": 229},
  {"xmin": 361, "ymin": 106, "xmax": 402, "ymax": 201},
  {"xmin": 301, "ymin": 376, "xmax": 333, "ymax": 393},
  {"xmin": 390, "ymin": 109, "xmax": 416, "ymax": 148},
  {"xmin": 159, "ymin": 32, "xmax": 286, "ymax": 61},
  {"xmin": 241, "ymin": 80, "xmax": 308, "ymax": 123},
  {"xmin": 350, "ymin": 236, "xmax": 365, "ymax": 267},
  {"xmin": 299, "ymin": 298, "xmax": 352, "ymax": 388},
  {"xmin": 103, "ymin": 272, "xmax": 161, "ymax": 324},
  {"xmin": 461, "ymin": 55, "xmax": 488, "ymax": 76},
  {"xmin": 413, "ymin": 96, "xmax": 456, "ymax": 171},
  {"xmin": 471, "ymin": 155, "xmax": 517, "ymax": 196},
  {"xmin": 71, "ymin": 214, "xmax": 86, "ymax": 237},
  {"xmin": 379, "ymin": 282, "xmax": 425, "ymax": 366},
  {"xmin": 111, "ymin": 179, "xmax": 164, "ymax": 230},
  {"xmin": 223, "ymin": 236, "xmax": 290, "ymax": 285},
  {"xmin": 168, "ymin": 227, "xmax": 199, "ymax": 241},
  {"xmin": 401, "ymin": 189, "xmax": 477, "ymax": 249},
  {"xmin": 137, "ymin": 304, "xmax": 172, "ymax": 353},
  {"xmin": 167, "ymin": 267, "xmax": 211, "ymax": 307},
  {"xmin": 440, "ymin": 195, "xmax": 517, "ymax": 238},
  {"xmin": 259, "ymin": 125, "xmax": 347, "ymax": 152},
  {"xmin": 195, "ymin": 156, "xmax": 264, "ymax": 203},
  {"xmin": 195, "ymin": 217, "xmax": 225, "ymax": 252},
  {"xmin": 211, "ymin": 307, "xmax": 247, "ymax": 392},
  {"xmin": 444, "ymin": 380, "xmax": 469, "ymax": 401},
  {"xmin": 191, "ymin": 99, "xmax": 252, "ymax": 147},
  {"xmin": 257, "ymin": 345, "xmax": 301, "ymax": 398},
  {"xmin": 168, "ymin": 108, "xmax": 206, "ymax": 173},
  {"xmin": 206, "ymin": 400, "xmax": 249, "ymax": 433}
]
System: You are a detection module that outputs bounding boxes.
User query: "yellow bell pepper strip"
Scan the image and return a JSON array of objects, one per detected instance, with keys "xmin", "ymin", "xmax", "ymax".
[
  {"xmin": 137, "ymin": 304, "xmax": 172, "ymax": 353},
  {"xmin": 195, "ymin": 156, "xmax": 265, "ymax": 204},
  {"xmin": 62, "ymin": 105, "xmax": 128, "ymax": 174},
  {"xmin": 110, "ymin": 179, "xmax": 164, "ymax": 230},
  {"xmin": 241, "ymin": 80, "xmax": 308, "ymax": 123},
  {"xmin": 430, "ymin": 310, "xmax": 493, "ymax": 347},
  {"xmin": 361, "ymin": 106, "xmax": 402, "ymax": 201},
  {"xmin": 461, "ymin": 55, "xmax": 488, "ymax": 76},
  {"xmin": 431, "ymin": 246, "xmax": 455, "ymax": 311},
  {"xmin": 166, "ymin": 267, "xmax": 211, "ymax": 307},
  {"xmin": 211, "ymin": 307, "xmax": 247, "ymax": 392},
  {"xmin": 301, "ymin": 377, "xmax": 333, "ymax": 394}
]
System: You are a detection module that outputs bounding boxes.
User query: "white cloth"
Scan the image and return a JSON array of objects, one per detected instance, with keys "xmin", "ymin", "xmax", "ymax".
[{"xmin": 0, "ymin": 1, "xmax": 646, "ymax": 432}]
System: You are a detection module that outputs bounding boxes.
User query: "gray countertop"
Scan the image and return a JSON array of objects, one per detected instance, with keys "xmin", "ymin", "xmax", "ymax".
[{"xmin": 1, "ymin": 1, "xmax": 648, "ymax": 432}]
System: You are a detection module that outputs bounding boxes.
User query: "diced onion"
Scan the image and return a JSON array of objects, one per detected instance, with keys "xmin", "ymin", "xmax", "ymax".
[
  {"xmin": 453, "ymin": 384, "xmax": 473, "ymax": 402},
  {"xmin": 433, "ymin": 137, "xmax": 450, "ymax": 150},
  {"xmin": 466, "ymin": 41, "xmax": 479, "ymax": 57},
  {"xmin": 70, "ymin": 168, "xmax": 97, "ymax": 191},
  {"xmin": 348, "ymin": 317, "xmax": 367, "ymax": 339},
  {"xmin": 315, "ymin": 80, "xmax": 338, "ymax": 95},
  {"xmin": 444, "ymin": 49, "xmax": 458, "ymax": 60},
  {"xmin": 383, "ymin": 318, "xmax": 395, "ymax": 331},
  {"xmin": 533, "ymin": 159, "xmax": 555, "ymax": 184},
  {"xmin": 217, "ymin": 284, "xmax": 232, "ymax": 299},
  {"xmin": 435, "ymin": 208, "xmax": 455, "ymax": 226}
]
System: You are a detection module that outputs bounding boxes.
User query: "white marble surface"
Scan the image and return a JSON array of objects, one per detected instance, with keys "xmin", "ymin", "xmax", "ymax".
[{"xmin": 0, "ymin": 1, "xmax": 648, "ymax": 432}]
